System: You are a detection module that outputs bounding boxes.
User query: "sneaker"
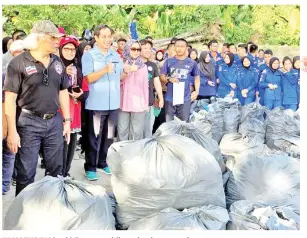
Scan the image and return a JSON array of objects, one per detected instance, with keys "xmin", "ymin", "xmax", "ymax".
[
  {"xmin": 84, "ymin": 171, "xmax": 98, "ymax": 181},
  {"xmin": 2, "ymin": 188, "xmax": 9, "ymax": 195},
  {"xmin": 97, "ymin": 166, "xmax": 111, "ymax": 175},
  {"xmin": 12, "ymin": 179, "xmax": 16, "ymax": 186}
]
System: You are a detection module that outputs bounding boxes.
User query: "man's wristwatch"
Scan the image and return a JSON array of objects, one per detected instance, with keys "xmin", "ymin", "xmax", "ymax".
[{"xmin": 63, "ymin": 118, "xmax": 72, "ymax": 123}]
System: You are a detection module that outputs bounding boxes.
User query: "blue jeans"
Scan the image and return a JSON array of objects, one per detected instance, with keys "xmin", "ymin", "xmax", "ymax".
[
  {"xmin": 84, "ymin": 110, "xmax": 118, "ymax": 172},
  {"xmin": 15, "ymin": 111, "xmax": 64, "ymax": 196},
  {"xmin": 144, "ymin": 106, "xmax": 155, "ymax": 138},
  {"xmin": 283, "ymin": 104, "xmax": 298, "ymax": 111},
  {"xmin": 2, "ymin": 139, "xmax": 15, "ymax": 193},
  {"xmin": 264, "ymin": 99, "xmax": 282, "ymax": 110}
]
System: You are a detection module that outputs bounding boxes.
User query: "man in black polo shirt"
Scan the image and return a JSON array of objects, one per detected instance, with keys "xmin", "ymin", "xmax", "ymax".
[{"xmin": 4, "ymin": 20, "xmax": 71, "ymax": 196}]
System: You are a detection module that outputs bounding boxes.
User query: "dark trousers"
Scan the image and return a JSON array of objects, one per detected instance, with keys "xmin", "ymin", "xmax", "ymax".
[
  {"xmin": 165, "ymin": 100, "xmax": 191, "ymax": 122},
  {"xmin": 153, "ymin": 93, "xmax": 166, "ymax": 134},
  {"xmin": 62, "ymin": 132, "xmax": 78, "ymax": 177},
  {"xmin": 84, "ymin": 110, "xmax": 118, "ymax": 172},
  {"xmin": 15, "ymin": 111, "xmax": 64, "ymax": 196},
  {"xmin": 2, "ymin": 139, "xmax": 15, "ymax": 193}
]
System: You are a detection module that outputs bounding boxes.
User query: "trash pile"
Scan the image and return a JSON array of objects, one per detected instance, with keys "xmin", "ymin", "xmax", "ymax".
[
  {"xmin": 106, "ymin": 135, "xmax": 227, "ymax": 229},
  {"xmin": 4, "ymin": 176, "xmax": 115, "ymax": 230},
  {"xmin": 4, "ymin": 99, "xmax": 300, "ymax": 231}
]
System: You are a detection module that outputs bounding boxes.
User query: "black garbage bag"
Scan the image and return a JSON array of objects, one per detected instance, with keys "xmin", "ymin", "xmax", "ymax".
[
  {"xmin": 227, "ymin": 200, "xmax": 300, "ymax": 230},
  {"xmin": 128, "ymin": 205, "xmax": 229, "ymax": 230},
  {"xmin": 107, "ymin": 135, "xmax": 225, "ymax": 229},
  {"xmin": 4, "ymin": 176, "xmax": 115, "ymax": 230},
  {"xmin": 225, "ymin": 153, "xmax": 300, "ymax": 213},
  {"xmin": 154, "ymin": 120, "xmax": 225, "ymax": 172}
]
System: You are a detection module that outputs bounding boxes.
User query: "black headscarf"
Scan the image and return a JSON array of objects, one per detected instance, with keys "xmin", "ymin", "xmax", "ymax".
[
  {"xmin": 198, "ymin": 51, "xmax": 215, "ymax": 81},
  {"xmin": 59, "ymin": 43, "xmax": 83, "ymax": 87},
  {"xmin": 2, "ymin": 36, "xmax": 12, "ymax": 54},
  {"xmin": 225, "ymin": 52, "xmax": 235, "ymax": 67},
  {"xmin": 241, "ymin": 56, "xmax": 251, "ymax": 70},
  {"xmin": 282, "ymin": 56, "xmax": 292, "ymax": 65},
  {"xmin": 269, "ymin": 57, "xmax": 280, "ymax": 72},
  {"xmin": 189, "ymin": 48, "xmax": 199, "ymax": 63},
  {"xmin": 76, "ymin": 41, "xmax": 91, "ymax": 68},
  {"xmin": 293, "ymin": 56, "xmax": 300, "ymax": 70}
]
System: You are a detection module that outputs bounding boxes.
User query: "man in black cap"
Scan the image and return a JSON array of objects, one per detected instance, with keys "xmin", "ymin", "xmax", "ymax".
[{"xmin": 4, "ymin": 20, "xmax": 71, "ymax": 196}]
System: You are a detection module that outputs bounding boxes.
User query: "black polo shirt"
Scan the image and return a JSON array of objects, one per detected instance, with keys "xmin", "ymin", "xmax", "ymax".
[{"xmin": 4, "ymin": 51, "xmax": 70, "ymax": 114}]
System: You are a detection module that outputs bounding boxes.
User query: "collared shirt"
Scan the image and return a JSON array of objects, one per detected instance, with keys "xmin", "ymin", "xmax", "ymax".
[
  {"xmin": 82, "ymin": 45, "xmax": 123, "ymax": 111},
  {"xmin": 3, "ymin": 51, "xmax": 70, "ymax": 114}
]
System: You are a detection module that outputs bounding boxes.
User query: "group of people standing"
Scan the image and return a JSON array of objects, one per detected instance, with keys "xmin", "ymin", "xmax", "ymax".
[{"xmin": 2, "ymin": 20, "xmax": 302, "ymax": 196}]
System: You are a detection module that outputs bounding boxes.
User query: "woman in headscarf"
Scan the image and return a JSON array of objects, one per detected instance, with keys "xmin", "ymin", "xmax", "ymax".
[
  {"xmin": 117, "ymin": 40, "xmax": 149, "ymax": 141},
  {"xmin": 155, "ymin": 49, "xmax": 165, "ymax": 70},
  {"xmin": 59, "ymin": 36, "xmax": 84, "ymax": 178},
  {"xmin": 2, "ymin": 36, "xmax": 13, "ymax": 54},
  {"xmin": 280, "ymin": 56, "xmax": 298, "ymax": 111},
  {"xmin": 217, "ymin": 52, "xmax": 238, "ymax": 98},
  {"xmin": 189, "ymin": 48, "xmax": 199, "ymax": 63},
  {"xmin": 259, "ymin": 57, "xmax": 282, "ymax": 110},
  {"xmin": 237, "ymin": 56, "xmax": 258, "ymax": 105},
  {"xmin": 197, "ymin": 51, "xmax": 216, "ymax": 101}
]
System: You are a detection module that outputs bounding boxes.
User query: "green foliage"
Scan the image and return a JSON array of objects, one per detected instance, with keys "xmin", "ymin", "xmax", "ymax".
[{"xmin": 2, "ymin": 4, "xmax": 300, "ymax": 46}]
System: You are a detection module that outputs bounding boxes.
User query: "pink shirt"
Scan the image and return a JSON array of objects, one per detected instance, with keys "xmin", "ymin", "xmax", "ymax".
[{"xmin": 120, "ymin": 65, "xmax": 149, "ymax": 112}]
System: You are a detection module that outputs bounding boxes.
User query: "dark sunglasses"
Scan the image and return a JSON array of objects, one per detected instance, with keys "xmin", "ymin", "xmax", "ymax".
[
  {"xmin": 130, "ymin": 48, "xmax": 141, "ymax": 52},
  {"xmin": 43, "ymin": 69, "xmax": 49, "ymax": 86}
]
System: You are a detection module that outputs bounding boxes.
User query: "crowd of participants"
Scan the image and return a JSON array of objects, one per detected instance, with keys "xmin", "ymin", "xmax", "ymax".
[{"xmin": 2, "ymin": 20, "xmax": 304, "ymax": 196}]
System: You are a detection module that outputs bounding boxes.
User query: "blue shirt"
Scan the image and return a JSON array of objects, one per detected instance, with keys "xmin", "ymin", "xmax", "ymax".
[
  {"xmin": 82, "ymin": 46, "xmax": 123, "ymax": 111},
  {"xmin": 237, "ymin": 67, "xmax": 258, "ymax": 98},
  {"xmin": 281, "ymin": 69, "xmax": 299, "ymax": 105},
  {"xmin": 217, "ymin": 64, "xmax": 238, "ymax": 98},
  {"xmin": 209, "ymin": 52, "xmax": 223, "ymax": 79},
  {"xmin": 259, "ymin": 68, "xmax": 282, "ymax": 100},
  {"xmin": 160, "ymin": 57, "xmax": 199, "ymax": 102},
  {"xmin": 247, "ymin": 53, "xmax": 259, "ymax": 69}
]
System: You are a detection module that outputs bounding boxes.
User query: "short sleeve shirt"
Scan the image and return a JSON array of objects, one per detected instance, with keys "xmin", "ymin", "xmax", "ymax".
[
  {"xmin": 160, "ymin": 57, "xmax": 199, "ymax": 102},
  {"xmin": 3, "ymin": 51, "xmax": 70, "ymax": 114},
  {"xmin": 145, "ymin": 61, "xmax": 159, "ymax": 106}
]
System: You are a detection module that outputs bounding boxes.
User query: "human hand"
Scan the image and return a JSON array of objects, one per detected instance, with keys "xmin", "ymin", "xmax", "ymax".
[
  {"xmin": 130, "ymin": 60, "xmax": 138, "ymax": 72},
  {"xmin": 208, "ymin": 81, "xmax": 215, "ymax": 87},
  {"xmin": 191, "ymin": 91, "xmax": 198, "ymax": 101},
  {"xmin": 63, "ymin": 122, "xmax": 71, "ymax": 144},
  {"xmin": 66, "ymin": 64, "xmax": 74, "ymax": 76},
  {"xmin": 7, "ymin": 130, "xmax": 21, "ymax": 154},
  {"xmin": 105, "ymin": 63, "xmax": 115, "ymax": 73},
  {"xmin": 169, "ymin": 77, "xmax": 179, "ymax": 83},
  {"xmin": 230, "ymin": 83, "xmax": 237, "ymax": 89}
]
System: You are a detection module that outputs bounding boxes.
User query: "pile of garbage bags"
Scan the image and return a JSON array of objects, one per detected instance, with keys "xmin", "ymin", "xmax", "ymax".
[
  {"xmin": 128, "ymin": 205, "xmax": 229, "ymax": 230},
  {"xmin": 107, "ymin": 135, "xmax": 226, "ymax": 229},
  {"xmin": 227, "ymin": 200, "xmax": 300, "ymax": 230},
  {"xmin": 4, "ymin": 176, "xmax": 115, "ymax": 230},
  {"xmin": 265, "ymin": 108, "xmax": 300, "ymax": 158}
]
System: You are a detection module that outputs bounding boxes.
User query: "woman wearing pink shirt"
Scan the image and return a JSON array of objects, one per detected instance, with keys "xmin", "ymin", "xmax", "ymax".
[{"xmin": 118, "ymin": 40, "xmax": 149, "ymax": 141}]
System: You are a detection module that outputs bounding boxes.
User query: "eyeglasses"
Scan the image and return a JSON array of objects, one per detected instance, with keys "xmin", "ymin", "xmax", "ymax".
[
  {"xmin": 63, "ymin": 47, "xmax": 76, "ymax": 53},
  {"xmin": 43, "ymin": 69, "xmax": 49, "ymax": 86},
  {"xmin": 130, "ymin": 48, "xmax": 141, "ymax": 52}
]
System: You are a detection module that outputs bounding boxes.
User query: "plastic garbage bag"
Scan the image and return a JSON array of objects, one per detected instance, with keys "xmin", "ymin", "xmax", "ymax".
[
  {"xmin": 4, "ymin": 176, "xmax": 115, "ymax": 230},
  {"xmin": 265, "ymin": 108, "xmax": 300, "ymax": 141},
  {"xmin": 190, "ymin": 99, "xmax": 210, "ymax": 114},
  {"xmin": 240, "ymin": 98, "xmax": 265, "ymax": 123},
  {"xmin": 266, "ymin": 136, "xmax": 300, "ymax": 159},
  {"xmin": 107, "ymin": 135, "xmax": 225, "ymax": 229},
  {"xmin": 219, "ymin": 133, "xmax": 269, "ymax": 156},
  {"xmin": 227, "ymin": 200, "xmax": 300, "ymax": 230},
  {"xmin": 154, "ymin": 119, "xmax": 224, "ymax": 172},
  {"xmin": 238, "ymin": 118, "xmax": 266, "ymax": 143},
  {"xmin": 225, "ymin": 153, "xmax": 300, "ymax": 213},
  {"xmin": 223, "ymin": 106, "xmax": 241, "ymax": 134},
  {"xmin": 207, "ymin": 103, "xmax": 224, "ymax": 143},
  {"xmin": 128, "ymin": 205, "xmax": 229, "ymax": 230}
]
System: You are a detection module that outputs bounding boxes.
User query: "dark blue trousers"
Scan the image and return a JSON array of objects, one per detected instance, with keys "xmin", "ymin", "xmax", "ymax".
[
  {"xmin": 2, "ymin": 139, "xmax": 15, "ymax": 193},
  {"xmin": 15, "ymin": 111, "xmax": 64, "ymax": 196},
  {"xmin": 84, "ymin": 110, "xmax": 118, "ymax": 172}
]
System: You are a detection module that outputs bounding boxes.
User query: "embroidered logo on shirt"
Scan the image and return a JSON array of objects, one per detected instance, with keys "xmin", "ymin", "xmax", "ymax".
[
  {"xmin": 25, "ymin": 65, "xmax": 37, "ymax": 75},
  {"xmin": 54, "ymin": 61, "xmax": 63, "ymax": 75}
]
